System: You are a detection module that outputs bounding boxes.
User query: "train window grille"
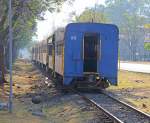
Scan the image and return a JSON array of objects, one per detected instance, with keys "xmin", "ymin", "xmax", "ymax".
[
  {"xmin": 44, "ymin": 45, "xmax": 47, "ymax": 53},
  {"xmin": 32, "ymin": 48, "xmax": 34, "ymax": 54},
  {"xmin": 42, "ymin": 45, "xmax": 46, "ymax": 53},
  {"xmin": 56, "ymin": 44, "xmax": 62, "ymax": 55},
  {"xmin": 48, "ymin": 45, "xmax": 52, "ymax": 55},
  {"xmin": 43, "ymin": 45, "xmax": 45, "ymax": 53},
  {"xmin": 41, "ymin": 46, "xmax": 43, "ymax": 53},
  {"xmin": 36, "ymin": 48, "xmax": 38, "ymax": 53},
  {"xmin": 55, "ymin": 45, "xmax": 58, "ymax": 55},
  {"xmin": 58, "ymin": 44, "xmax": 61, "ymax": 55},
  {"xmin": 41, "ymin": 45, "xmax": 45, "ymax": 53}
]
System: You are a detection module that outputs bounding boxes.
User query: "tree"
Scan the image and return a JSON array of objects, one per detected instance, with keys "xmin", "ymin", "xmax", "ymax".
[
  {"xmin": 144, "ymin": 43, "xmax": 150, "ymax": 50},
  {"xmin": 144, "ymin": 24, "xmax": 150, "ymax": 50},
  {"xmin": 75, "ymin": 0, "xmax": 150, "ymax": 61},
  {"xmin": 0, "ymin": 0, "xmax": 72, "ymax": 85},
  {"xmin": 104, "ymin": 0, "xmax": 150, "ymax": 61},
  {"xmin": 76, "ymin": 8, "xmax": 108, "ymax": 23}
]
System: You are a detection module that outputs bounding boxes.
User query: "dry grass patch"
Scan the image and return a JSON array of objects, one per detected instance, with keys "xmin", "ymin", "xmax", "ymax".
[
  {"xmin": 43, "ymin": 99, "xmax": 97, "ymax": 123},
  {"xmin": 110, "ymin": 70, "xmax": 150, "ymax": 89},
  {"xmin": 108, "ymin": 70, "xmax": 150, "ymax": 114}
]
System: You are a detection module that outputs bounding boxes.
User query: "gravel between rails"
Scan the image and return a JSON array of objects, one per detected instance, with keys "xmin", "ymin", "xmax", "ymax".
[{"xmin": 83, "ymin": 93, "xmax": 150, "ymax": 123}]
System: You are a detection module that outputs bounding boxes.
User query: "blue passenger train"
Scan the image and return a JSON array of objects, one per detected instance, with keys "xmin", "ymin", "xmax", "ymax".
[{"xmin": 32, "ymin": 23, "xmax": 119, "ymax": 89}]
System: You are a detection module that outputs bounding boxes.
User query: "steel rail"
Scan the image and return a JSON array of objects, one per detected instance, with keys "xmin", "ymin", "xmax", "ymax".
[
  {"xmin": 72, "ymin": 88, "xmax": 150, "ymax": 123},
  {"xmin": 101, "ymin": 90, "xmax": 150, "ymax": 119},
  {"xmin": 81, "ymin": 95, "xmax": 124, "ymax": 123},
  {"xmin": 72, "ymin": 89, "xmax": 124, "ymax": 123}
]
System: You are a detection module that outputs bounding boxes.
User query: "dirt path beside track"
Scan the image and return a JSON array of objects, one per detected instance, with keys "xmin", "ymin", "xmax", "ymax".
[
  {"xmin": 0, "ymin": 60, "xmax": 106, "ymax": 123},
  {"xmin": 0, "ymin": 59, "xmax": 149, "ymax": 123}
]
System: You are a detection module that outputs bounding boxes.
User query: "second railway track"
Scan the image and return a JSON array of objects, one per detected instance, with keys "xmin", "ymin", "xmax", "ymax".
[{"xmin": 74, "ymin": 89, "xmax": 150, "ymax": 123}]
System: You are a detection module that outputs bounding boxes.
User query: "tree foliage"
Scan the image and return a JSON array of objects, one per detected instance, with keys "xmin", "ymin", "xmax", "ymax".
[
  {"xmin": 144, "ymin": 43, "xmax": 150, "ymax": 50},
  {"xmin": 0, "ymin": 0, "xmax": 71, "ymax": 48},
  {"xmin": 0, "ymin": 0, "xmax": 72, "ymax": 83},
  {"xmin": 76, "ymin": 8, "xmax": 108, "ymax": 23},
  {"xmin": 105, "ymin": 0, "xmax": 150, "ymax": 58}
]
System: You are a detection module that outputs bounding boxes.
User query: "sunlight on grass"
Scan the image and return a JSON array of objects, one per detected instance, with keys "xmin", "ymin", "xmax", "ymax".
[
  {"xmin": 110, "ymin": 70, "xmax": 150, "ymax": 89},
  {"xmin": 108, "ymin": 70, "xmax": 150, "ymax": 114}
]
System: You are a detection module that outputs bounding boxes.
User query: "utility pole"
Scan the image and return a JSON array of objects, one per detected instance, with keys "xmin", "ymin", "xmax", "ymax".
[
  {"xmin": 52, "ymin": 13, "xmax": 56, "ymax": 79},
  {"xmin": 8, "ymin": 0, "xmax": 13, "ymax": 113},
  {"xmin": 93, "ymin": 0, "xmax": 98, "ymax": 22}
]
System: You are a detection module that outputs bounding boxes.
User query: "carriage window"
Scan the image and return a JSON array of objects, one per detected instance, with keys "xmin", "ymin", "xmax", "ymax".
[
  {"xmin": 55, "ymin": 45, "xmax": 58, "ymax": 55},
  {"xmin": 56, "ymin": 44, "xmax": 62, "ymax": 55},
  {"xmin": 44, "ymin": 45, "xmax": 47, "ymax": 53},
  {"xmin": 42, "ymin": 46, "xmax": 44, "ymax": 53},
  {"xmin": 48, "ymin": 45, "xmax": 52, "ymax": 55},
  {"xmin": 32, "ymin": 48, "xmax": 34, "ymax": 53},
  {"xmin": 36, "ymin": 48, "xmax": 38, "ymax": 53},
  {"xmin": 42, "ymin": 45, "xmax": 44, "ymax": 53},
  {"xmin": 58, "ymin": 44, "xmax": 62, "ymax": 55}
]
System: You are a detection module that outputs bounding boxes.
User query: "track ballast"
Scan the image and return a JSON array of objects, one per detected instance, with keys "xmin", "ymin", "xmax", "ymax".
[{"xmin": 76, "ymin": 90, "xmax": 150, "ymax": 123}]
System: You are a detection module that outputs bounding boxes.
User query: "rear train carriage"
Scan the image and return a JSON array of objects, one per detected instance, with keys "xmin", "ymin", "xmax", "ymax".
[
  {"xmin": 32, "ymin": 44, "xmax": 40, "ymax": 63},
  {"xmin": 32, "ymin": 46, "xmax": 36, "ymax": 62},
  {"xmin": 52, "ymin": 23, "xmax": 119, "ymax": 88},
  {"xmin": 37, "ymin": 44, "xmax": 41, "ymax": 64},
  {"xmin": 41, "ymin": 40, "xmax": 48, "ymax": 66},
  {"xmin": 39, "ymin": 42, "xmax": 44, "ymax": 65}
]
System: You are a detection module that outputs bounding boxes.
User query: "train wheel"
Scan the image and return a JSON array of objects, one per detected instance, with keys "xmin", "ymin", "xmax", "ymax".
[
  {"xmin": 60, "ymin": 86, "xmax": 70, "ymax": 93},
  {"xmin": 46, "ymin": 65, "xmax": 49, "ymax": 73},
  {"xmin": 101, "ymin": 79, "xmax": 110, "ymax": 89}
]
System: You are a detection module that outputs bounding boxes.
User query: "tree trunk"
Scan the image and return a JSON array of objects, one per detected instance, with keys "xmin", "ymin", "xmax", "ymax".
[{"xmin": 0, "ymin": 43, "xmax": 6, "ymax": 85}]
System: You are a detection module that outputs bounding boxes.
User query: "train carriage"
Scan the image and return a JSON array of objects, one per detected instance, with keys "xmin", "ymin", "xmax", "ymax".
[
  {"xmin": 54, "ymin": 28, "xmax": 65, "ymax": 75},
  {"xmin": 41, "ymin": 40, "xmax": 48, "ymax": 66},
  {"xmin": 47, "ymin": 37, "xmax": 53, "ymax": 70},
  {"xmin": 32, "ymin": 23, "xmax": 119, "ymax": 89},
  {"xmin": 32, "ymin": 44, "xmax": 40, "ymax": 64},
  {"xmin": 32, "ymin": 46, "xmax": 36, "ymax": 62},
  {"xmin": 63, "ymin": 23, "xmax": 118, "ymax": 87}
]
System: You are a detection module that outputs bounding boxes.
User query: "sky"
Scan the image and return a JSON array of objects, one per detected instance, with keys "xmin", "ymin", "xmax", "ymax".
[{"xmin": 36, "ymin": 0, "xmax": 105, "ymax": 41}]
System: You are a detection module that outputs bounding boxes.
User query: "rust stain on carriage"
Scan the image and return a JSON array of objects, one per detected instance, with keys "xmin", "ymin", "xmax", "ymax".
[{"xmin": 62, "ymin": 46, "xmax": 64, "ymax": 74}]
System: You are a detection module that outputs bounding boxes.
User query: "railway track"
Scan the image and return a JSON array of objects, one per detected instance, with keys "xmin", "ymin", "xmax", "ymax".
[
  {"xmin": 35, "ymin": 65, "xmax": 150, "ymax": 123},
  {"xmin": 75, "ymin": 89, "xmax": 150, "ymax": 123}
]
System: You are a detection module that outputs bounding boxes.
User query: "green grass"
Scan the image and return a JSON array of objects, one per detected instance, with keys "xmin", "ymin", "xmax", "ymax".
[{"xmin": 110, "ymin": 70, "xmax": 150, "ymax": 89}]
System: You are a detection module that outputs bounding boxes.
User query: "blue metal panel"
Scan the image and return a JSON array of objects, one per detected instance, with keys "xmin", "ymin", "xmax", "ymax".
[
  {"xmin": 64, "ymin": 30, "xmax": 83, "ymax": 85},
  {"xmin": 99, "ymin": 29, "xmax": 119, "ymax": 85}
]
